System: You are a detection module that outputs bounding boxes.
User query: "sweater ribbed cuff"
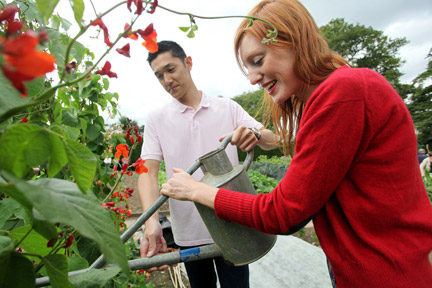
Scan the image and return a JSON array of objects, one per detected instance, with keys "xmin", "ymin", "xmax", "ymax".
[{"xmin": 214, "ymin": 188, "xmax": 256, "ymax": 227}]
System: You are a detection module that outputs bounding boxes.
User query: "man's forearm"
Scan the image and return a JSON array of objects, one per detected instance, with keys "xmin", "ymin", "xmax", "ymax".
[
  {"xmin": 137, "ymin": 169, "xmax": 161, "ymax": 227},
  {"xmin": 257, "ymin": 128, "xmax": 280, "ymax": 151}
]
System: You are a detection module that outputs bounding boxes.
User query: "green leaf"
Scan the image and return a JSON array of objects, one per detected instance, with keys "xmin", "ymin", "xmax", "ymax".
[
  {"xmin": 32, "ymin": 210, "xmax": 59, "ymax": 240},
  {"xmin": 86, "ymin": 124, "xmax": 101, "ymax": 141},
  {"xmin": 35, "ymin": 0, "xmax": 60, "ymax": 24},
  {"xmin": 45, "ymin": 28, "xmax": 85, "ymax": 69},
  {"xmin": 9, "ymin": 225, "xmax": 55, "ymax": 256},
  {"xmin": 70, "ymin": 40, "xmax": 86, "ymax": 65},
  {"xmin": 103, "ymin": 78, "xmax": 110, "ymax": 90},
  {"xmin": 60, "ymin": 16, "xmax": 73, "ymax": 31},
  {"xmin": 20, "ymin": 0, "xmax": 44, "ymax": 24},
  {"xmin": 26, "ymin": 77, "xmax": 46, "ymax": 98},
  {"xmin": 0, "ymin": 124, "xmax": 50, "ymax": 178},
  {"xmin": 64, "ymin": 140, "xmax": 97, "ymax": 193},
  {"xmin": 0, "ymin": 198, "xmax": 21, "ymax": 229},
  {"xmin": 79, "ymin": 117, "xmax": 89, "ymax": 139},
  {"xmin": 0, "ymin": 69, "xmax": 31, "ymax": 119},
  {"xmin": 1, "ymin": 175, "xmax": 130, "ymax": 275},
  {"xmin": 179, "ymin": 26, "xmax": 189, "ymax": 32},
  {"xmin": 69, "ymin": 0, "xmax": 84, "ymax": 26},
  {"xmin": 77, "ymin": 236, "xmax": 101, "ymax": 264},
  {"xmin": 50, "ymin": 124, "xmax": 80, "ymax": 141},
  {"xmin": 47, "ymin": 131, "xmax": 68, "ymax": 177},
  {"xmin": 62, "ymin": 110, "xmax": 80, "ymax": 127},
  {"xmin": 0, "ymin": 235, "xmax": 14, "ymax": 258},
  {"xmin": 67, "ymin": 256, "xmax": 88, "ymax": 272},
  {"xmin": 69, "ymin": 266, "xmax": 120, "ymax": 288},
  {"xmin": 0, "ymin": 252, "xmax": 35, "ymax": 287},
  {"xmin": 187, "ymin": 30, "xmax": 195, "ymax": 38},
  {"xmin": 44, "ymin": 254, "xmax": 74, "ymax": 288},
  {"xmin": 51, "ymin": 14, "xmax": 61, "ymax": 29}
]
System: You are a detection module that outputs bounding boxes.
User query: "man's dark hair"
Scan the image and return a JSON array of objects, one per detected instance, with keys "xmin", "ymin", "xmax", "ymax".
[{"xmin": 147, "ymin": 40, "xmax": 187, "ymax": 65}]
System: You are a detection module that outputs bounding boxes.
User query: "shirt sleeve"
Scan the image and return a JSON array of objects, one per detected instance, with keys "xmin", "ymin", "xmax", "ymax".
[
  {"xmin": 141, "ymin": 113, "xmax": 163, "ymax": 161},
  {"xmin": 229, "ymin": 98, "xmax": 263, "ymax": 130}
]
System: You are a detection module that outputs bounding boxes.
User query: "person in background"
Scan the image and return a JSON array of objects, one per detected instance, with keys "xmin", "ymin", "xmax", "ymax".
[
  {"xmin": 159, "ymin": 1, "xmax": 432, "ymax": 287},
  {"xmin": 418, "ymin": 148, "xmax": 428, "ymax": 164},
  {"xmin": 104, "ymin": 156, "xmax": 112, "ymax": 169},
  {"xmin": 420, "ymin": 151, "xmax": 432, "ymax": 177},
  {"xmin": 138, "ymin": 40, "xmax": 278, "ymax": 288}
]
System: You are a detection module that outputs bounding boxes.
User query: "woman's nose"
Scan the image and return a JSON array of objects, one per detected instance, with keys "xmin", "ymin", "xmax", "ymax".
[{"xmin": 248, "ymin": 69, "xmax": 262, "ymax": 85}]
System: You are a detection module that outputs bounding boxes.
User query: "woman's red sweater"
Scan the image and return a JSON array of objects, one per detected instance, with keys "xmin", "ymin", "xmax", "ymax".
[{"xmin": 215, "ymin": 67, "xmax": 432, "ymax": 287}]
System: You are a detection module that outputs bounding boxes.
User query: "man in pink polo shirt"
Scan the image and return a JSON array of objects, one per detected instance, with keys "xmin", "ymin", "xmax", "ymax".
[{"xmin": 138, "ymin": 41, "xmax": 278, "ymax": 288}]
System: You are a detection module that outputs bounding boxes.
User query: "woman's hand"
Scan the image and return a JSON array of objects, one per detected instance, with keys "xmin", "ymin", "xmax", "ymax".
[{"xmin": 161, "ymin": 168, "xmax": 218, "ymax": 209}]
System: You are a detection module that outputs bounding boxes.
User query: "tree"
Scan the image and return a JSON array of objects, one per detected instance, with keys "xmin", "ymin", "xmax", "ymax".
[
  {"xmin": 232, "ymin": 89, "xmax": 284, "ymax": 159},
  {"xmin": 407, "ymin": 48, "xmax": 432, "ymax": 147},
  {"xmin": 320, "ymin": 18, "xmax": 408, "ymax": 97},
  {"xmin": 233, "ymin": 89, "xmax": 269, "ymax": 127}
]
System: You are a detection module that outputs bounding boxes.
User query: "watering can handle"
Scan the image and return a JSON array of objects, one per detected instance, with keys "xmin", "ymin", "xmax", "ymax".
[{"xmin": 219, "ymin": 133, "xmax": 254, "ymax": 171}]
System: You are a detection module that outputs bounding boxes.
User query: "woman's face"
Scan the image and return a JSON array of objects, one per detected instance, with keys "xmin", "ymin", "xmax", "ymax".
[{"xmin": 239, "ymin": 34, "xmax": 306, "ymax": 104}]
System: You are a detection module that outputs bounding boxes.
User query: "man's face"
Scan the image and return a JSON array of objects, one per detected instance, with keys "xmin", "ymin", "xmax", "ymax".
[{"xmin": 150, "ymin": 51, "xmax": 193, "ymax": 101}]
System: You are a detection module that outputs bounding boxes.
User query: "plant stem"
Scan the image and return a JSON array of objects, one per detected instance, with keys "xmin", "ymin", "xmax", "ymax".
[{"xmin": 103, "ymin": 173, "xmax": 124, "ymax": 202}]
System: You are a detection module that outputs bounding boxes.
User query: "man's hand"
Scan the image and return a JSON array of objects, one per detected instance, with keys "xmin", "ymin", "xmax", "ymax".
[
  {"xmin": 140, "ymin": 220, "xmax": 169, "ymax": 272},
  {"xmin": 219, "ymin": 126, "xmax": 258, "ymax": 152}
]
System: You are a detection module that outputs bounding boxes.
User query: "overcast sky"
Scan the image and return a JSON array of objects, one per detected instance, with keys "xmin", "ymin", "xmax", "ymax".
[{"xmin": 56, "ymin": 0, "xmax": 432, "ymax": 126}]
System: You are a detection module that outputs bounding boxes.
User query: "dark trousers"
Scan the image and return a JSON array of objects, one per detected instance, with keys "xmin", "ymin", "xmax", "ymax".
[{"xmin": 180, "ymin": 247, "xmax": 249, "ymax": 288}]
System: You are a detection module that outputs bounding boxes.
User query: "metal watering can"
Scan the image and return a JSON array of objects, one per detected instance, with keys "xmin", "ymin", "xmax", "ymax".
[{"xmin": 35, "ymin": 135, "xmax": 277, "ymax": 286}]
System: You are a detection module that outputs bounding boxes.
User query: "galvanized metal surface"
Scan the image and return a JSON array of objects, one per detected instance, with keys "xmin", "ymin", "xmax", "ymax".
[{"xmin": 195, "ymin": 137, "xmax": 277, "ymax": 266}]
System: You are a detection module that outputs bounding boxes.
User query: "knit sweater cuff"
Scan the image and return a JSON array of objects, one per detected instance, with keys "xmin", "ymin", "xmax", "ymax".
[{"xmin": 214, "ymin": 188, "xmax": 256, "ymax": 227}]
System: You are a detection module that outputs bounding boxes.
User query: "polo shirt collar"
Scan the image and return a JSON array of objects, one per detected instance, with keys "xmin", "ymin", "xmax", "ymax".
[{"xmin": 172, "ymin": 91, "xmax": 211, "ymax": 113}]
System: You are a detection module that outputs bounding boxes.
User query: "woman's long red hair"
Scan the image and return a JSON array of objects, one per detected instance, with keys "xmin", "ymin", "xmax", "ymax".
[{"xmin": 234, "ymin": 0, "xmax": 348, "ymax": 156}]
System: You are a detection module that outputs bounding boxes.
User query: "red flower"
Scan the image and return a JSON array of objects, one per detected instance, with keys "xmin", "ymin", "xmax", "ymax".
[
  {"xmin": 7, "ymin": 20, "xmax": 23, "ymax": 34},
  {"xmin": 138, "ymin": 24, "xmax": 158, "ymax": 53},
  {"xmin": 127, "ymin": 0, "xmax": 143, "ymax": 15},
  {"xmin": 125, "ymin": 128, "xmax": 131, "ymax": 139},
  {"xmin": 96, "ymin": 61, "xmax": 117, "ymax": 78},
  {"xmin": 133, "ymin": 126, "xmax": 138, "ymax": 133},
  {"xmin": 38, "ymin": 30, "xmax": 49, "ymax": 43},
  {"xmin": 63, "ymin": 234, "xmax": 74, "ymax": 248},
  {"xmin": 123, "ymin": 23, "xmax": 138, "ymax": 40},
  {"xmin": 148, "ymin": 0, "xmax": 158, "ymax": 14},
  {"xmin": 20, "ymin": 116, "xmax": 28, "ymax": 123},
  {"xmin": 137, "ymin": 135, "xmax": 143, "ymax": 143},
  {"xmin": 91, "ymin": 18, "xmax": 112, "ymax": 47},
  {"xmin": 1, "ymin": 30, "xmax": 56, "ymax": 97},
  {"xmin": 115, "ymin": 144, "xmax": 129, "ymax": 159},
  {"xmin": 65, "ymin": 61, "xmax": 77, "ymax": 73},
  {"xmin": 0, "ymin": 4, "xmax": 19, "ymax": 23},
  {"xmin": 102, "ymin": 202, "xmax": 115, "ymax": 208},
  {"xmin": 121, "ymin": 163, "xmax": 128, "ymax": 173},
  {"xmin": 46, "ymin": 238, "xmax": 55, "ymax": 247},
  {"xmin": 116, "ymin": 43, "xmax": 130, "ymax": 57},
  {"xmin": 133, "ymin": 158, "xmax": 148, "ymax": 174},
  {"xmin": 129, "ymin": 135, "xmax": 135, "ymax": 144}
]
